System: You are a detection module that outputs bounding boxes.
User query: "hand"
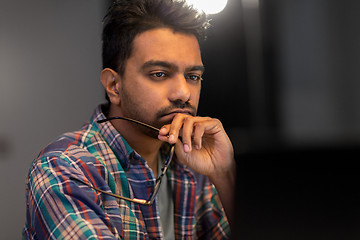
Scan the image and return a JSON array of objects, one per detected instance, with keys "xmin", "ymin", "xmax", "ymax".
[{"xmin": 158, "ymin": 113, "xmax": 235, "ymax": 179}]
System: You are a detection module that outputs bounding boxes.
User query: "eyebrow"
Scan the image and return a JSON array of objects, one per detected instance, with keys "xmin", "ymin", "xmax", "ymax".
[
  {"xmin": 141, "ymin": 60, "xmax": 205, "ymax": 73},
  {"xmin": 186, "ymin": 65, "xmax": 205, "ymax": 73}
]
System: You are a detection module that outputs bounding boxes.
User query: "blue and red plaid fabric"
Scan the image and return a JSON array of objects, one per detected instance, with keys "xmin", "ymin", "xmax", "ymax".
[{"xmin": 23, "ymin": 104, "xmax": 230, "ymax": 239}]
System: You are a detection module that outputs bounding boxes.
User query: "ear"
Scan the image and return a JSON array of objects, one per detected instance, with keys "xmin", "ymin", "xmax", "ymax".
[{"xmin": 101, "ymin": 68, "xmax": 121, "ymax": 105}]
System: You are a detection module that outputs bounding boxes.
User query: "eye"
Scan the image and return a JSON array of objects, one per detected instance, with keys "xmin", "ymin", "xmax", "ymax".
[
  {"xmin": 185, "ymin": 74, "xmax": 203, "ymax": 82},
  {"xmin": 150, "ymin": 71, "xmax": 168, "ymax": 80}
]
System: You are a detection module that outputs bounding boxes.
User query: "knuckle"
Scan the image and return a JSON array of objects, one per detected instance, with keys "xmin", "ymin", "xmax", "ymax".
[
  {"xmin": 212, "ymin": 118, "xmax": 222, "ymax": 125},
  {"xmin": 184, "ymin": 116, "xmax": 193, "ymax": 124}
]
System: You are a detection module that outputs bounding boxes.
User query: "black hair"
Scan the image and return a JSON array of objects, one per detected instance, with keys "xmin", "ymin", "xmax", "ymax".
[{"xmin": 102, "ymin": 0, "xmax": 210, "ymax": 102}]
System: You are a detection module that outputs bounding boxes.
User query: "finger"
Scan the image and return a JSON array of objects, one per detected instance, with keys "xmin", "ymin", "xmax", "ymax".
[
  {"xmin": 173, "ymin": 140, "xmax": 189, "ymax": 165},
  {"xmin": 158, "ymin": 124, "xmax": 170, "ymax": 136},
  {"xmin": 181, "ymin": 116, "xmax": 196, "ymax": 153},
  {"xmin": 158, "ymin": 124, "xmax": 171, "ymax": 142},
  {"xmin": 167, "ymin": 113, "xmax": 188, "ymax": 144},
  {"xmin": 191, "ymin": 117, "xmax": 222, "ymax": 149},
  {"xmin": 192, "ymin": 123, "xmax": 205, "ymax": 150}
]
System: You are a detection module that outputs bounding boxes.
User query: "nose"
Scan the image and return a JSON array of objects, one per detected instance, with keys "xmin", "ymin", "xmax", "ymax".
[{"xmin": 168, "ymin": 74, "xmax": 191, "ymax": 103}]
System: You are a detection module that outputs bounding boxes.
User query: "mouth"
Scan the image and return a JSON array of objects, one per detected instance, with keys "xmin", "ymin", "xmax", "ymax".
[{"xmin": 160, "ymin": 109, "xmax": 195, "ymax": 121}]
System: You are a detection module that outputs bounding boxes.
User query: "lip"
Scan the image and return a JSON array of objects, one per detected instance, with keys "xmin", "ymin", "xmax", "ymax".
[{"xmin": 160, "ymin": 109, "xmax": 194, "ymax": 121}]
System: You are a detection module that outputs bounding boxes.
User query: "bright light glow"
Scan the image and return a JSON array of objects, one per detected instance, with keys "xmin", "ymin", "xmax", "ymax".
[{"xmin": 186, "ymin": 0, "xmax": 228, "ymax": 15}]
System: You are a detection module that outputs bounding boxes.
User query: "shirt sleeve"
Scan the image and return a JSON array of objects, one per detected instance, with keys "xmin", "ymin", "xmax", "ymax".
[
  {"xmin": 23, "ymin": 154, "xmax": 121, "ymax": 240},
  {"xmin": 194, "ymin": 175, "xmax": 231, "ymax": 240}
]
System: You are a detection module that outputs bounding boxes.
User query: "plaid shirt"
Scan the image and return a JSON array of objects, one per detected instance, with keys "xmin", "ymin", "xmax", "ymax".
[{"xmin": 23, "ymin": 105, "xmax": 230, "ymax": 239}]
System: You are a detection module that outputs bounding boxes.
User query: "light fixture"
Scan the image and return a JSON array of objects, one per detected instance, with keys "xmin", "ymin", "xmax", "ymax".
[{"xmin": 185, "ymin": 0, "xmax": 228, "ymax": 15}]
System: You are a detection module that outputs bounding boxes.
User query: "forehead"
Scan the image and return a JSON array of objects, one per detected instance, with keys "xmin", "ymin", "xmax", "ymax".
[{"xmin": 129, "ymin": 28, "xmax": 203, "ymax": 67}]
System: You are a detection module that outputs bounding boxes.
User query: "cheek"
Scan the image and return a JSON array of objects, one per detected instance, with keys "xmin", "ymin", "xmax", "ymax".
[
  {"xmin": 132, "ymin": 83, "xmax": 166, "ymax": 110},
  {"xmin": 190, "ymin": 86, "xmax": 201, "ymax": 105},
  {"xmin": 139, "ymin": 84, "xmax": 163, "ymax": 100}
]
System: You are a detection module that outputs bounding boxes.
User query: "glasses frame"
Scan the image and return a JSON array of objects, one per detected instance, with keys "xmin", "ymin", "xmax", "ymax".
[{"xmin": 70, "ymin": 116, "xmax": 175, "ymax": 206}]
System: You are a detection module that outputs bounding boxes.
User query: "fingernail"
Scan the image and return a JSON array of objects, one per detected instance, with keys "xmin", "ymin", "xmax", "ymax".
[
  {"xmin": 169, "ymin": 134, "xmax": 175, "ymax": 142},
  {"xmin": 159, "ymin": 127, "xmax": 167, "ymax": 134},
  {"xmin": 184, "ymin": 144, "xmax": 190, "ymax": 153}
]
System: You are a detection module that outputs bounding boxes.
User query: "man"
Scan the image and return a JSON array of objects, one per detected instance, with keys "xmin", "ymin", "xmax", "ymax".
[{"xmin": 23, "ymin": 0, "xmax": 235, "ymax": 239}]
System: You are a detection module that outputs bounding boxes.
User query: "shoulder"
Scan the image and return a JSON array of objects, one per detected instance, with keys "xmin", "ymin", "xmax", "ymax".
[
  {"xmin": 26, "ymin": 123, "xmax": 116, "ymax": 200},
  {"xmin": 30, "ymin": 123, "xmax": 104, "ymax": 173},
  {"xmin": 39, "ymin": 123, "xmax": 95, "ymax": 156}
]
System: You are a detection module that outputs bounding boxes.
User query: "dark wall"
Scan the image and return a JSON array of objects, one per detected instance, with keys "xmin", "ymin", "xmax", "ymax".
[
  {"xmin": 210, "ymin": 1, "xmax": 360, "ymax": 238},
  {"xmin": 199, "ymin": 0, "xmax": 360, "ymax": 153},
  {"xmin": 198, "ymin": 0, "xmax": 248, "ymax": 129}
]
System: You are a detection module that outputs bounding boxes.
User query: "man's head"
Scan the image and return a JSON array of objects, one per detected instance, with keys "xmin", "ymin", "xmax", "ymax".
[
  {"xmin": 102, "ymin": 0, "xmax": 209, "ymax": 99},
  {"xmin": 100, "ymin": 0, "xmax": 209, "ymax": 135}
]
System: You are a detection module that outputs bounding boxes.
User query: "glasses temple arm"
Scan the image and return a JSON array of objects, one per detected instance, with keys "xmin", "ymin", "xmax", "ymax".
[
  {"xmin": 97, "ymin": 116, "xmax": 160, "ymax": 132},
  {"xmin": 146, "ymin": 144, "xmax": 175, "ymax": 205},
  {"xmin": 69, "ymin": 177, "xmax": 149, "ymax": 205}
]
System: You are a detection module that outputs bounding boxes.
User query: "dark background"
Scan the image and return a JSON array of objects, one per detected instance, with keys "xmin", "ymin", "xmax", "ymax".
[
  {"xmin": 200, "ymin": 0, "xmax": 360, "ymax": 151},
  {"xmin": 197, "ymin": 0, "xmax": 360, "ymax": 239},
  {"xmin": 234, "ymin": 146, "xmax": 360, "ymax": 239}
]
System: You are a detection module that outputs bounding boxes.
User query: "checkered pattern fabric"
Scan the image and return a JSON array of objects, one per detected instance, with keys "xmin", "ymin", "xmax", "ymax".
[{"xmin": 23, "ymin": 105, "xmax": 230, "ymax": 239}]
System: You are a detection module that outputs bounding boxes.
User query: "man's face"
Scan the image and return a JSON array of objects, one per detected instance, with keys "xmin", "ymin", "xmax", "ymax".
[{"xmin": 117, "ymin": 28, "xmax": 204, "ymax": 130}]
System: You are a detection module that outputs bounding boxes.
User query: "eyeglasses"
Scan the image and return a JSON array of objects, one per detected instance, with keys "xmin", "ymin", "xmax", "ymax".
[{"xmin": 70, "ymin": 116, "xmax": 175, "ymax": 206}]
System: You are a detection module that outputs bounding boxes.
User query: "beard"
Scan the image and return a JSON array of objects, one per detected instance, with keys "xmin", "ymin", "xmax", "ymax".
[{"xmin": 119, "ymin": 87, "xmax": 197, "ymax": 139}]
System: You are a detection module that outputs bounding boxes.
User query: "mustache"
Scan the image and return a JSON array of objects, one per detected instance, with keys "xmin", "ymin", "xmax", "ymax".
[{"xmin": 156, "ymin": 101, "xmax": 197, "ymax": 118}]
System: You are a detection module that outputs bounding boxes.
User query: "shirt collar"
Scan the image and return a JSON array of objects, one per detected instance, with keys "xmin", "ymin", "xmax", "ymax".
[{"xmin": 90, "ymin": 104, "xmax": 136, "ymax": 171}]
